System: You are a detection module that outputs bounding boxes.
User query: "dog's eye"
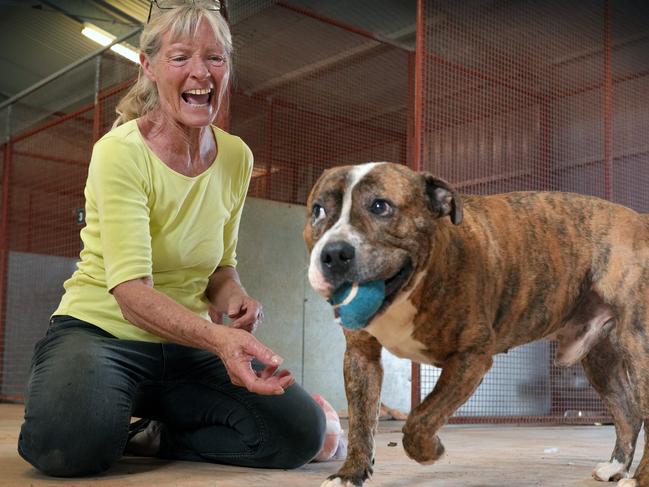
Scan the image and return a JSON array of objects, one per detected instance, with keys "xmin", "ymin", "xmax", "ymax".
[
  {"xmin": 312, "ymin": 204, "xmax": 326, "ymax": 224},
  {"xmin": 370, "ymin": 199, "xmax": 394, "ymax": 217}
]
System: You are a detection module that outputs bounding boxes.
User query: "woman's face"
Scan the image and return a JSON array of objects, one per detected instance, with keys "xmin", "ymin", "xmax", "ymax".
[{"xmin": 141, "ymin": 18, "xmax": 230, "ymax": 128}]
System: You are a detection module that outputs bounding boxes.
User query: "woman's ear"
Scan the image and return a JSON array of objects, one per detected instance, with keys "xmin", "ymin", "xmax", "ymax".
[{"xmin": 140, "ymin": 52, "xmax": 156, "ymax": 82}]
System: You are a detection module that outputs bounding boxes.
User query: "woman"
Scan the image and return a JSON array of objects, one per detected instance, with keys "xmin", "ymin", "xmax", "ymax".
[{"xmin": 18, "ymin": 3, "xmax": 325, "ymax": 477}]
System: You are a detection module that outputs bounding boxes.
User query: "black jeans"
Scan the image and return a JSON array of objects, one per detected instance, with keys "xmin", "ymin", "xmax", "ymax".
[{"xmin": 18, "ymin": 316, "xmax": 325, "ymax": 477}]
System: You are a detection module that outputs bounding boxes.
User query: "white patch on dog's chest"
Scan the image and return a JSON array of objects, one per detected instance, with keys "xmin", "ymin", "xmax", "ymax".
[{"xmin": 365, "ymin": 297, "xmax": 429, "ymax": 364}]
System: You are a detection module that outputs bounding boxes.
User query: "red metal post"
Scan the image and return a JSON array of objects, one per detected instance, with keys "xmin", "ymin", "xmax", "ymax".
[
  {"xmin": 410, "ymin": 0, "xmax": 426, "ymax": 410},
  {"xmin": 603, "ymin": 0, "xmax": 613, "ymax": 200},
  {"xmin": 93, "ymin": 94, "xmax": 103, "ymax": 143},
  {"xmin": 27, "ymin": 192, "xmax": 33, "ymax": 252},
  {"xmin": 265, "ymin": 100, "xmax": 274, "ymax": 199},
  {"xmin": 407, "ymin": 52, "xmax": 415, "ymax": 166},
  {"xmin": 540, "ymin": 102, "xmax": 552, "ymax": 191},
  {"xmin": 412, "ymin": 0, "xmax": 425, "ymax": 173},
  {"xmin": 0, "ymin": 141, "xmax": 13, "ymax": 393},
  {"xmin": 92, "ymin": 57, "xmax": 103, "ymax": 143}
]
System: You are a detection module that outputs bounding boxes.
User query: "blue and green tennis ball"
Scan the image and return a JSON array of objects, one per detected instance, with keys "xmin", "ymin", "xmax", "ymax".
[{"xmin": 328, "ymin": 280, "xmax": 386, "ymax": 329}]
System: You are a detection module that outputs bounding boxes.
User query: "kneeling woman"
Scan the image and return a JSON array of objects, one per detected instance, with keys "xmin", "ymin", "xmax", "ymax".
[{"xmin": 18, "ymin": 3, "xmax": 325, "ymax": 477}]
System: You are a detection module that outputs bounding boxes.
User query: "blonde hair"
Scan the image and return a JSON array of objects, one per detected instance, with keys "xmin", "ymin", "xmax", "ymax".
[{"xmin": 113, "ymin": 5, "xmax": 232, "ymax": 128}]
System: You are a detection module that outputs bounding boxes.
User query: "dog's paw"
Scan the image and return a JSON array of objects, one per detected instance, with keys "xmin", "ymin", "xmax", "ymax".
[
  {"xmin": 593, "ymin": 460, "xmax": 629, "ymax": 482},
  {"xmin": 616, "ymin": 479, "xmax": 637, "ymax": 487},
  {"xmin": 320, "ymin": 476, "xmax": 362, "ymax": 487},
  {"xmin": 320, "ymin": 465, "xmax": 372, "ymax": 487},
  {"xmin": 402, "ymin": 430, "xmax": 445, "ymax": 465}
]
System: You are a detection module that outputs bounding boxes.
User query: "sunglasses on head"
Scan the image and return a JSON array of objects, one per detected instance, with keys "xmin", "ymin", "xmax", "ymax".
[{"xmin": 147, "ymin": 0, "xmax": 222, "ymax": 23}]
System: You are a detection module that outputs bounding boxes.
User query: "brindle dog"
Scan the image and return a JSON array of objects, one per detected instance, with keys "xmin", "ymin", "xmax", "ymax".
[{"xmin": 303, "ymin": 162, "xmax": 649, "ymax": 487}]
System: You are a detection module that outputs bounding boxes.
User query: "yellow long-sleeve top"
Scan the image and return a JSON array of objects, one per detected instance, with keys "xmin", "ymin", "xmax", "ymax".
[{"xmin": 53, "ymin": 119, "xmax": 253, "ymax": 342}]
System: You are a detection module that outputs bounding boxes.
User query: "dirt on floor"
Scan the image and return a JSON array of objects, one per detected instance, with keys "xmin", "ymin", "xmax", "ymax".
[{"xmin": 0, "ymin": 403, "xmax": 640, "ymax": 487}]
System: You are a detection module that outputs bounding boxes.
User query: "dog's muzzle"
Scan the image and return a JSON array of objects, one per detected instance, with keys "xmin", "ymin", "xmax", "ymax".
[{"xmin": 320, "ymin": 240, "xmax": 356, "ymax": 287}]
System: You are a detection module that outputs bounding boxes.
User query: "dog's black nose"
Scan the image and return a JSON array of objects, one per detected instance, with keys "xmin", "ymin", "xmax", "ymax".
[{"xmin": 321, "ymin": 241, "xmax": 356, "ymax": 276}]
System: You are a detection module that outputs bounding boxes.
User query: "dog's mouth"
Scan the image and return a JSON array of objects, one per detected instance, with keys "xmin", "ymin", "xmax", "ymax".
[
  {"xmin": 378, "ymin": 259, "xmax": 413, "ymax": 311},
  {"xmin": 328, "ymin": 259, "xmax": 414, "ymax": 328}
]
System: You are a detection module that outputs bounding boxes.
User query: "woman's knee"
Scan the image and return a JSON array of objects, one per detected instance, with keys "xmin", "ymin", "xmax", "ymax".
[
  {"xmin": 268, "ymin": 390, "xmax": 327, "ymax": 469},
  {"xmin": 18, "ymin": 413, "xmax": 127, "ymax": 477},
  {"xmin": 19, "ymin": 322, "xmax": 141, "ymax": 476}
]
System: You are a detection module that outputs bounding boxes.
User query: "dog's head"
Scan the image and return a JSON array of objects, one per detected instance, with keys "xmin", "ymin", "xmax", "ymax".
[{"xmin": 304, "ymin": 162, "xmax": 463, "ymax": 318}]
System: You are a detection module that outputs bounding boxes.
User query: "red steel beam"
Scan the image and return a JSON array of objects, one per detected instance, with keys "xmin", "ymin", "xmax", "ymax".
[
  {"xmin": 0, "ymin": 394, "xmax": 24, "ymax": 403},
  {"xmin": 321, "ymin": 135, "xmax": 406, "ymax": 164},
  {"xmin": 426, "ymin": 52, "xmax": 548, "ymax": 103},
  {"xmin": 12, "ymin": 149, "xmax": 87, "ymax": 167},
  {"xmin": 8, "ymin": 182, "xmax": 84, "ymax": 199},
  {"xmin": 452, "ymin": 147, "xmax": 649, "ymax": 192},
  {"xmin": 11, "ymin": 104, "xmax": 95, "ymax": 145},
  {"xmin": 274, "ymin": 1, "xmax": 411, "ymax": 52},
  {"xmin": 235, "ymin": 90, "xmax": 406, "ymax": 141},
  {"xmin": 423, "ymin": 20, "xmax": 649, "ymax": 107},
  {"xmin": 420, "ymin": 68, "xmax": 649, "ymax": 137},
  {"xmin": 10, "ymin": 77, "xmax": 135, "ymax": 145},
  {"xmin": 550, "ymin": 68, "xmax": 648, "ymax": 101},
  {"xmin": 98, "ymin": 77, "xmax": 135, "ymax": 102}
]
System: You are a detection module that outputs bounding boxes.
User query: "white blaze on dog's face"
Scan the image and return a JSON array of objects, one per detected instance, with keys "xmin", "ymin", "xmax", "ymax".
[
  {"xmin": 305, "ymin": 163, "xmax": 379, "ymax": 296},
  {"xmin": 304, "ymin": 162, "xmax": 461, "ymax": 313}
]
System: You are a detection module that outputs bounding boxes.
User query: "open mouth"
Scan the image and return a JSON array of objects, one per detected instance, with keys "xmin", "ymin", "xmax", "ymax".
[
  {"xmin": 328, "ymin": 259, "xmax": 414, "ymax": 329},
  {"xmin": 181, "ymin": 88, "xmax": 212, "ymax": 107},
  {"xmin": 377, "ymin": 259, "xmax": 414, "ymax": 314}
]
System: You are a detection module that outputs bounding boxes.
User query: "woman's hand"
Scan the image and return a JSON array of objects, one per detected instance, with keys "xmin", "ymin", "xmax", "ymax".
[
  {"xmin": 113, "ymin": 278, "xmax": 292, "ymax": 396},
  {"xmin": 227, "ymin": 294, "xmax": 263, "ymax": 334},
  {"xmin": 218, "ymin": 327, "xmax": 294, "ymax": 395},
  {"xmin": 207, "ymin": 267, "xmax": 263, "ymax": 334}
]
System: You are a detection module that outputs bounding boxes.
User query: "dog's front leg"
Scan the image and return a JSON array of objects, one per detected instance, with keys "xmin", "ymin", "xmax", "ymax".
[
  {"xmin": 321, "ymin": 329, "xmax": 383, "ymax": 487},
  {"xmin": 403, "ymin": 351, "xmax": 493, "ymax": 464}
]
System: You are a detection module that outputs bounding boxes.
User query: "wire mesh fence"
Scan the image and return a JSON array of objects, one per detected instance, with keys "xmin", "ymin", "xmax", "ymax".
[
  {"xmin": 231, "ymin": 1, "xmax": 411, "ymax": 204},
  {"xmin": 0, "ymin": 1, "xmax": 647, "ymax": 426},
  {"xmin": 418, "ymin": 0, "xmax": 649, "ymax": 423},
  {"xmin": 0, "ymin": 34, "xmax": 141, "ymax": 400}
]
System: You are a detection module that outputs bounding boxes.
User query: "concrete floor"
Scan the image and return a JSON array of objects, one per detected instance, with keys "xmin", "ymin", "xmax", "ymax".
[{"xmin": 0, "ymin": 403, "xmax": 642, "ymax": 487}]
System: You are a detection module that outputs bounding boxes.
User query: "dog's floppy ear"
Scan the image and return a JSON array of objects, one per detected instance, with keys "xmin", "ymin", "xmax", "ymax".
[{"xmin": 423, "ymin": 174, "xmax": 463, "ymax": 225}]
